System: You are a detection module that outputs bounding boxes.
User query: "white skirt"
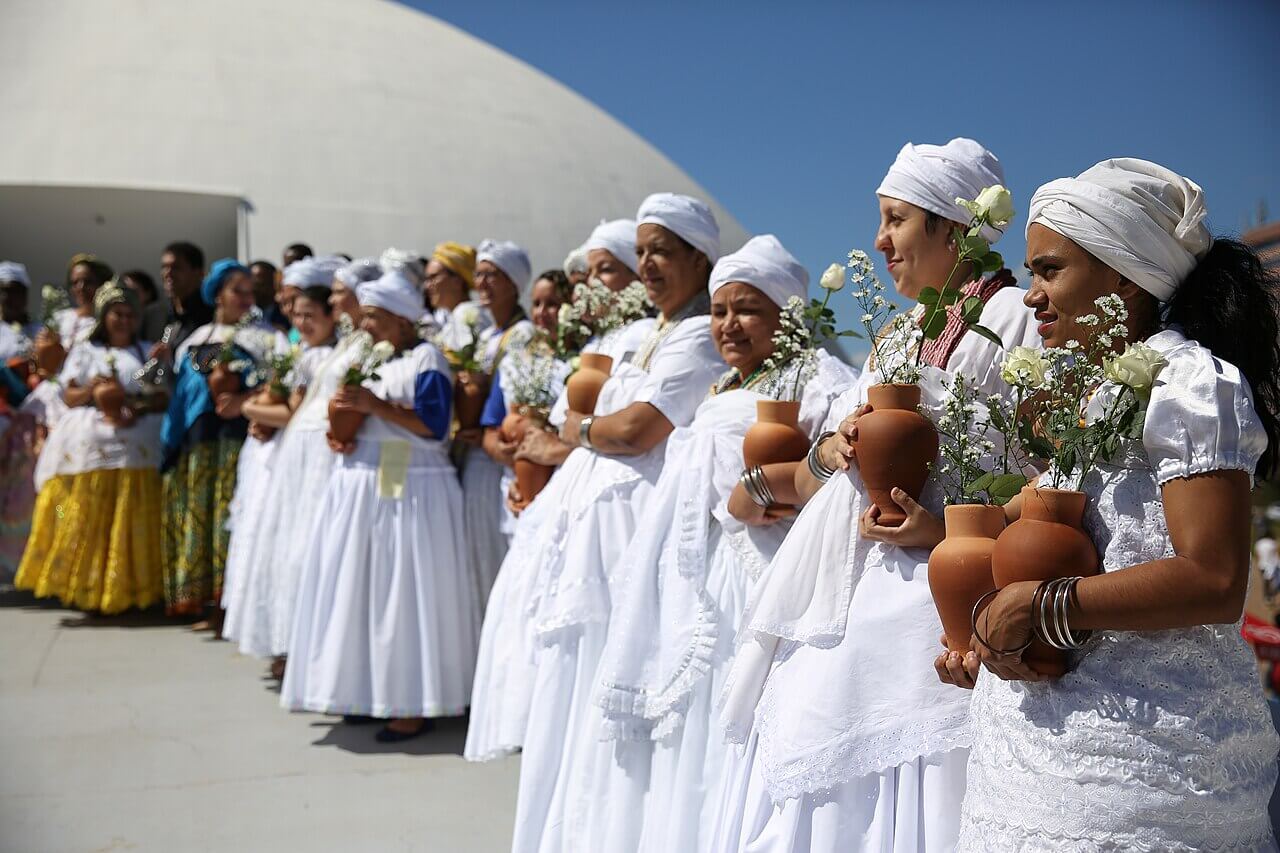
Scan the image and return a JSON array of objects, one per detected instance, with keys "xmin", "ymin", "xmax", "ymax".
[
  {"xmin": 280, "ymin": 441, "xmax": 479, "ymax": 718},
  {"xmin": 461, "ymin": 445, "xmax": 508, "ymax": 611},
  {"xmin": 512, "ymin": 487, "xmax": 650, "ymax": 853},
  {"xmin": 464, "ymin": 487, "xmax": 557, "ymax": 762},
  {"xmin": 711, "ymin": 731, "xmax": 969, "ymax": 853},
  {"xmin": 638, "ymin": 527, "xmax": 751, "ymax": 853},
  {"xmin": 220, "ymin": 434, "xmax": 277, "ymax": 616},
  {"xmin": 226, "ymin": 428, "xmax": 336, "ymax": 659}
]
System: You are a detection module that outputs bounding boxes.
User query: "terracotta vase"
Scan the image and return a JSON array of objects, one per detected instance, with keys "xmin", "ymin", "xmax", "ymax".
[
  {"xmin": 742, "ymin": 400, "xmax": 810, "ymax": 468},
  {"xmin": 34, "ymin": 337, "xmax": 66, "ymax": 377},
  {"xmin": 327, "ymin": 391, "xmax": 367, "ymax": 444},
  {"xmin": 253, "ymin": 386, "xmax": 288, "ymax": 440},
  {"xmin": 929, "ymin": 504, "xmax": 1006, "ymax": 654},
  {"xmin": 565, "ymin": 353, "xmax": 613, "ymax": 414},
  {"xmin": 501, "ymin": 409, "xmax": 554, "ymax": 502},
  {"xmin": 851, "ymin": 383, "xmax": 938, "ymax": 527},
  {"xmin": 991, "ymin": 486, "xmax": 1100, "ymax": 673},
  {"xmin": 93, "ymin": 379, "xmax": 127, "ymax": 424},
  {"xmin": 455, "ymin": 371, "xmax": 489, "ymax": 430},
  {"xmin": 206, "ymin": 363, "xmax": 241, "ymax": 400}
]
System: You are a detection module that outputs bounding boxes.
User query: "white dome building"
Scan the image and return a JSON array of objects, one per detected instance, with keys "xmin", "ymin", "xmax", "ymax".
[{"xmin": 0, "ymin": 0, "xmax": 747, "ymax": 290}]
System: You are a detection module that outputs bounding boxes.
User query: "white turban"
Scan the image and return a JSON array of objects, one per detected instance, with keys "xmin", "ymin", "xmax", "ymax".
[
  {"xmin": 582, "ymin": 219, "xmax": 639, "ymax": 274},
  {"xmin": 283, "ymin": 255, "xmax": 344, "ymax": 288},
  {"xmin": 379, "ymin": 248, "xmax": 426, "ymax": 287},
  {"xmin": 563, "ymin": 244, "xmax": 590, "ymax": 278},
  {"xmin": 335, "ymin": 257, "xmax": 382, "ymax": 289},
  {"xmin": 0, "ymin": 261, "xmax": 31, "ymax": 287},
  {"xmin": 1028, "ymin": 158, "xmax": 1212, "ymax": 303},
  {"xmin": 709, "ymin": 234, "xmax": 809, "ymax": 309},
  {"xmin": 358, "ymin": 271, "xmax": 424, "ymax": 322},
  {"xmin": 477, "ymin": 239, "xmax": 532, "ymax": 294},
  {"xmin": 876, "ymin": 138, "xmax": 1008, "ymax": 242},
  {"xmin": 637, "ymin": 192, "xmax": 721, "ymax": 263}
]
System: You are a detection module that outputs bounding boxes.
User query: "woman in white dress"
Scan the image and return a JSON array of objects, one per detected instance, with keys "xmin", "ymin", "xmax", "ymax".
[
  {"xmin": 945, "ymin": 160, "xmax": 1280, "ymax": 851},
  {"xmin": 221, "ymin": 256, "xmax": 342, "ymax": 634},
  {"xmin": 595, "ymin": 235, "xmax": 858, "ymax": 852},
  {"xmin": 281, "ymin": 271, "xmax": 478, "ymax": 743},
  {"xmin": 511, "ymin": 193, "xmax": 728, "ymax": 853},
  {"xmin": 457, "ymin": 240, "xmax": 535, "ymax": 610},
  {"xmin": 221, "ymin": 263, "xmax": 344, "ymax": 665},
  {"xmin": 463, "ymin": 218, "xmax": 653, "ymax": 765},
  {"xmin": 713, "ymin": 139, "xmax": 1039, "ymax": 853}
]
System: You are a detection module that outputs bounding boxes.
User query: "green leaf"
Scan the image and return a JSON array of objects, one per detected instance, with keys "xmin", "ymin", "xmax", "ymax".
[
  {"xmin": 989, "ymin": 473, "xmax": 1028, "ymax": 499},
  {"xmin": 921, "ymin": 310, "xmax": 948, "ymax": 340},
  {"xmin": 962, "ymin": 296, "xmax": 985, "ymax": 324},
  {"xmin": 1026, "ymin": 437, "xmax": 1055, "ymax": 461},
  {"xmin": 838, "ymin": 330, "xmax": 863, "ymax": 338},
  {"xmin": 968, "ymin": 472, "xmax": 995, "ymax": 492},
  {"xmin": 981, "ymin": 251, "xmax": 1004, "ymax": 273},
  {"xmin": 917, "ymin": 287, "xmax": 940, "ymax": 306},
  {"xmin": 959, "ymin": 234, "xmax": 990, "ymax": 259},
  {"xmin": 967, "ymin": 323, "xmax": 1004, "ymax": 347},
  {"xmin": 938, "ymin": 289, "xmax": 961, "ymax": 307}
]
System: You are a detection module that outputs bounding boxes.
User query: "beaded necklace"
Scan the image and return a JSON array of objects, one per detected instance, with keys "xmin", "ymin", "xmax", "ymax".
[{"xmin": 633, "ymin": 290, "xmax": 710, "ymax": 372}]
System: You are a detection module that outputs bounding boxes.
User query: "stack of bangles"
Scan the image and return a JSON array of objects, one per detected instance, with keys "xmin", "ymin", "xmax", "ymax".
[
  {"xmin": 806, "ymin": 430, "xmax": 837, "ymax": 483},
  {"xmin": 971, "ymin": 576, "xmax": 1092, "ymax": 656},
  {"xmin": 739, "ymin": 465, "xmax": 776, "ymax": 508}
]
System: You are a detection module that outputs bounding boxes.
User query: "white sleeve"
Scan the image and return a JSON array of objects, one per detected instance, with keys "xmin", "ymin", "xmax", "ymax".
[{"xmin": 630, "ymin": 317, "xmax": 726, "ymax": 428}]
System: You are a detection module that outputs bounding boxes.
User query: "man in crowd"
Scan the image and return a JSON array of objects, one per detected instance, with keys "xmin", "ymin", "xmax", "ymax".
[{"xmin": 148, "ymin": 241, "xmax": 210, "ymax": 355}]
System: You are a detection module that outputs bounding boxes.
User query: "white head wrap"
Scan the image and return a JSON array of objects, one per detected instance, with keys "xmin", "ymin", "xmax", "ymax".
[
  {"xmin": 1028, "ymin": 158, "xmax": 1212, "ymax": 303},
  {"xmin": 876, "ymin": 138, "xmax": 1008, "ymax": 242},
  {"xmin": 335, "ymin": 257, "xmax": 382, "ymax": 289},
  {"xmin": 0, "ymin": 261, "xmax": 31, "ymax": 286},
  {"xmin": 357, "ymin": 271, "xmax": 424, "ymax": 323},
  {"xmin": 582, "ymin": 219, "xmax": 639, "ymax": 274},
  {"xmin": 708, "ymin": 234, "xmax": 809, "ymax": 308},
  {"xmin": 637, "ymin": 192, "xmax": 721, "ymax": 262},
  {"xmin": 283, "ymin": 254, "xmax": 344, "ymax": 288},
  {"xmin": 563, "ymin": 244, "xmax": 590, "ymax": 279},
  {"xmin": 379, "ymin": 248, "xmax": 426, "ymax": 287},
  {"xmin": 477, "ymin": 239, "xmax": 532, "ymax": 295}
]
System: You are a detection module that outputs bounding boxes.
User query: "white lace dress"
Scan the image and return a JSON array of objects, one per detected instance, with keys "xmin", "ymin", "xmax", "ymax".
[{"xmin": 960, "ymin": 328, "xmax": 1279, "ymax": 852}]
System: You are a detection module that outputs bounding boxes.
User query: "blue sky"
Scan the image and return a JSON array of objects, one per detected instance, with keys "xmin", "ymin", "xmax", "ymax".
[{"xmin": 407, "ymin": 0, "xmax": 1279, "ymax": 354}]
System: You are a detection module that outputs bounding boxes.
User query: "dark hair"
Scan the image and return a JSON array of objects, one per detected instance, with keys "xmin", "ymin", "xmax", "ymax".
[
  {"xmin": 67, "ymin": 255, "xmax": 113, "ymax": 287},
  {"xmin": 534, "ymin": 269, "xmax": 572, "ymax": 303},
  {"xmin": 163, "ymin": 241, "xmax": 205, "ymax": 271},
  {"xmin": 298, "ymin": 284, "xmax": 335, "ymax": 315},
  {"xmin": 285, "ymin": 243, "xmax": 313, "ymax": 259},
  {"xmin": 1163, "ymin": 237, "xmax": 1280, "ymax": 477},
  {"xmin": 250, "ymin": 259, "xmax": 277, "ymax": 276},
  {"xmin": 121, "ymin": 269, "xmax": 158, "ymax": 302},
  {"xmin": 923, "ymin": 210, "xmax": 945, "ymax": 235}
]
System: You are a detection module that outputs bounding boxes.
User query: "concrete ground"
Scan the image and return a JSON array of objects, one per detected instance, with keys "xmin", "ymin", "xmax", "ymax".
[{"xmin": 0, "ymin": 590, "xmax": 520, "ymax": 853}]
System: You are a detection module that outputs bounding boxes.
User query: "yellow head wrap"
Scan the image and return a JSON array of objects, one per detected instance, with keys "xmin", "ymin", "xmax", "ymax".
[
  {"xmin": 431, "ymin": 241, "xmax": 476, "ymax": 288},
  {"xmin": 90, "ymin": 278, "xmax": 141, "ymax": 342}
]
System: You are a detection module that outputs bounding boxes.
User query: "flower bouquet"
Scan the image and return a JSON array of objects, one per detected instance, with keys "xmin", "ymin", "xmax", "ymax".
[{"xmin": 327, "ymin": 334, "xmax": 394, "ymax": 443}]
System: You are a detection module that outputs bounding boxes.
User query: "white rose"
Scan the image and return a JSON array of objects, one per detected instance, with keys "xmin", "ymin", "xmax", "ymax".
[
  {"xmin": 371, "ymin": 340, "xmax": 396, "ymax": 362},
  {"xmin": 958, "ymin": 185, "xmax": 1015, "ymax": 228},
  {"xmin": 1000, "ymin": 345, "xmax": 1048, "ymax": 388},
  {"xmin": 1104, "ymin": 341, "xmax": 1167, "ymax": 394},
  {"xmin": 819, "ymin": 263, "xmax": 845, "ymax": 292}
]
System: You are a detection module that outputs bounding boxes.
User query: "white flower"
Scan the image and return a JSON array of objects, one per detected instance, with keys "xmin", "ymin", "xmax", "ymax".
[
  {"xmin": 1000, "ymin": 345, "xmax": 1049, "ymax": 388},
  {"xmin": 819, "ymin": 263, "xmax": 845, "ymax": 292},
  {"xmin": 371, "ymin": 340, "xmax": 396, "ymax": 362},
  {"xmin": 1076, "ymin": 313, "xmax": 1100, "ymax": 327},
  {"xmin": 1104, "ymin": 342, "xmax": 1167, "ymax": 394},
  {"xmin": 960, "ymin": 185, "xmax": 1015, "ymax": 228},
  {"xmin": 861, "ymin": 313, "xmax": 874, "ymax": 323}
]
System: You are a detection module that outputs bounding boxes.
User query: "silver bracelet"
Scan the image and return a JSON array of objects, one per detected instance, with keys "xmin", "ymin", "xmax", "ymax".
[
  {"xmin": 752, "ymin": 465, "xmax": 776, "ymax": 506},
  {"xmin": 1034, "ymin": 577, "xmax": 1092, "ymax": 650},
  {"xmin": 806, "ymin": 431, "xmax": 837, "ymax": 483},
  {"xmin": 579, "ymin": 415, "xmax": 595, "ymax": 451},
  {"xmin": 740, "ymin": 465, "xmax": 773, "ymax": 508}
]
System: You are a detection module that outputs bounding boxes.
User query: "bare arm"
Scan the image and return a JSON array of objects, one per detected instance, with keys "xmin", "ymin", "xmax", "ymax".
[
  {"xmin": 63, "ymin": 379, "xmax": 95, "ymax": 408},
  {"xmin": 559, "ymin": 403, "xmax": 674, "ymax": 457},
  {"xmin": 242, "ymin": 397, "xmax": 294, "ymax": 429}
]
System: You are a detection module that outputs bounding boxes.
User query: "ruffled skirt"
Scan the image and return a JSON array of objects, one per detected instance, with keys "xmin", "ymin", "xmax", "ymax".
[
  {"xmin": 219, "ymin": 434, "xmax": 277, "ymax": 614},
  {"xmin": 280, "ymin": 443, "xmax": 479, "ymax": 718},
  {"xmin": 15, "ymin": 467, "xmax": 164, "ymax": 614},
  {"xmin": 461, "ymin": 446, "xmax": 508, "ymax": 610},
  {"xmin": 161, "ymin": 437, "xmax": 241, "ymax": 614},
  {"xmin": 0, "ymin": 412, "xmax": 37, "ymax": 579}
]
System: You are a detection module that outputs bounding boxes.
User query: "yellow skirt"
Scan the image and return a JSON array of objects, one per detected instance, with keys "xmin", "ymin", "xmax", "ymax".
[{"xmin": 15, "ymin": 468, "xmax": 164, "ymax": 614}]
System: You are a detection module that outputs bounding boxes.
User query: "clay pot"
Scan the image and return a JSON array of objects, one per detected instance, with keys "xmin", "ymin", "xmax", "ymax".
[
  {"xmin": 327, "ymin": 391, "xmax": 366, "ymax": 444},
  {"xmin": 206, "ymin": 363, "xmax": 241, "ymax": 400},
  {"xmin": 455, "ymin": 371, "xmax": 489, "ymax": 430},
  {"xmin": 34, "ymin": 337, "xmax": 66, "ymax": 377},
  {"xmin": 742, "ymin": 400, "xmax": 810, "ymax": 468},
  {"xmin": 93, "ymin": 379, "xmax": 127, "ymax": 424},
  {"xmin": 501, "ymin": 409, "xmax": 554, "ymax": 502},
  {"xmin": 565, "ymin": 353, "xmax": 613, "ymax": 414},
  {"xmin": 991, "ymin": 486, "xmax": 1100, "ymax": 672},
  {"xmin": 929, "ymin": 504, "xmax": 1006, "ymax": 654},
  {"xmin": 252, "ymin": 386, "xmax": 288, "ymax": 440},
  {"xmin": 851, "ymin": 383, "xmax": 938, "ymax": 527}
]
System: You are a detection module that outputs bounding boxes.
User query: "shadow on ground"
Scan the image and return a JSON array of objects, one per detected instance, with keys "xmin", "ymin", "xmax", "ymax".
[{"xmin": 308, "ymin": 715, "xmax": 469, "ymax": 757}]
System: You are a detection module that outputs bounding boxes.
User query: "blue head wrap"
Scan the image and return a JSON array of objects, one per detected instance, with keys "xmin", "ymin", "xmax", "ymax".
[{"xmin": 201, "ymin": 258, "xmax": 249, "ymax": 307}]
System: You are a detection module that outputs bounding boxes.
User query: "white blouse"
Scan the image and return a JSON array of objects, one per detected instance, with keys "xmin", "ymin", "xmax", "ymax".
[{"xmin": 960, "ymin": 328, "xmax": 1278, "ymax": 851}]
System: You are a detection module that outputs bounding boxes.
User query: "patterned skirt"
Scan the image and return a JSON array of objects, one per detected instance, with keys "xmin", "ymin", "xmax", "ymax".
[
  {"xmin": 0, "ymin": 412, "xmax": 38, "ymax": 580},
  {"xmin": 14, "ymin": 467, "xmax": 164, "ymax": 614},
  {"xmin": 161, "ymin": 438, "xmax": 242, "ymax": 615}
]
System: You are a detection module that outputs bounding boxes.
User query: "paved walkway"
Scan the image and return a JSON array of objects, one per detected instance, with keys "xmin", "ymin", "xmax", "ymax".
[{"xmin": 0, "ymin": 590, "xmax": 519, "ymax": 853}]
